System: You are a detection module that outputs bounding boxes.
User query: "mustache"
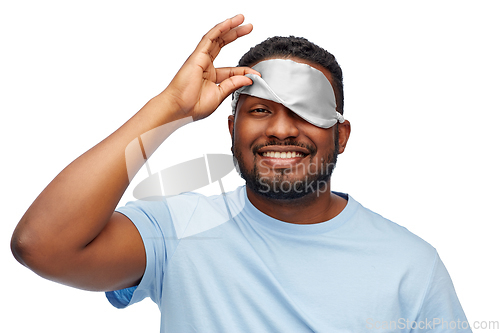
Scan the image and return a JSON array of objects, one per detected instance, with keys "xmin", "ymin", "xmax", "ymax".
[{"xmin": 252, "ymin": 140, "xmax": 317, "ymax": 156}]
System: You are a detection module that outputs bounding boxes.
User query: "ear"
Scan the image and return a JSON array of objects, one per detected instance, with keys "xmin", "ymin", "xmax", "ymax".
[
  {"xmin": 228, "ymin": 114, "xmax": 235, "ymax": 152},
  {"xmin": 228, "ymin": 114, "xmax": 235, "ymax": 139},
  {"xmin": 337, "ymin": 119, "xmax": 351, "ymax": 154}
]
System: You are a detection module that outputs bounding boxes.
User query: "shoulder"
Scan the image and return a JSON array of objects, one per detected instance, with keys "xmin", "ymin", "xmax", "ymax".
[
  {"xmin": 119, "ymin": 185, "xmax": 244, "ymax": 218},
  {"xmin": 126, "ymin": 186, "xmax": 246, "ymax": 239},
  {"xmin": 346, "ymin": 195, "xmax": 437, "ymax": 263}
]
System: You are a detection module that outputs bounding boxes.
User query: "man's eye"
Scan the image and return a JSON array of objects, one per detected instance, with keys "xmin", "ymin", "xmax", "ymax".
[{"xmin": 250, "ymin": 108, "xmax": 269, "ymax": 113}]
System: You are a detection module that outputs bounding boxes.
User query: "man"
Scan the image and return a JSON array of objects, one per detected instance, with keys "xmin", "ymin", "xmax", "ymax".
[{"xmin": 11, "ymin": 15, "xmax": 470, "ymax": 332}]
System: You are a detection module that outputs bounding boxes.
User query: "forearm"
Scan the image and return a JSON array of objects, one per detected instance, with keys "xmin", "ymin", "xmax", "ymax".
[{"xmin": 12, "ymin": 94, "xmax": 187, "ymax": 262}]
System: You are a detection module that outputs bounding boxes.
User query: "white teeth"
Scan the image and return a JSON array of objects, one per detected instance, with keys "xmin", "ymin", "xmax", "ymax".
[{"xmin": 262, "ymin": 151, "xmax": 305, "ymax": 158}]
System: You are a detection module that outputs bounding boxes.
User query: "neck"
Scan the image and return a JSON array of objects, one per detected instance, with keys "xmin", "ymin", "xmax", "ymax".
[{"xmin": 245, "ymin": 182, "xmax": 347, "ymax": 224}]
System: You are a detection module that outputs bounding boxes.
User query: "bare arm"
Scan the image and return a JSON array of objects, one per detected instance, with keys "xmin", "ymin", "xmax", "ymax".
[{"xmin": 11, "ymin": 14, "xmax": 259, "ymax": 292}]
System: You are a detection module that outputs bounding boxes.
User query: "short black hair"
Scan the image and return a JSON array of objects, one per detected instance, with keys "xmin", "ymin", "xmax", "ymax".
[{"xmin": 238, "ymin": 36, "xmax": 344, "ymax": 114}]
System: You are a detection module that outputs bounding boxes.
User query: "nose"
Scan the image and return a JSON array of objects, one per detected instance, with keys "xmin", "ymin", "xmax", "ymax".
[{"xmin": 264, "ymin": 107, "xmax": 300, "ymax": 140}]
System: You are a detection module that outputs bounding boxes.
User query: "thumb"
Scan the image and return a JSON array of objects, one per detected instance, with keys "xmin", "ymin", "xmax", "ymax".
[{"xmin": 217, "ymin": 75, "xmax": 254, "ymax": 102}]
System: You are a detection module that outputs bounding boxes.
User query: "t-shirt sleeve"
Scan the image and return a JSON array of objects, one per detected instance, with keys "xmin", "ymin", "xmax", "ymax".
[
  {"xmin": 412, "ymin": 253, "xmax": 472, "ymax": 332},
  {"xmin": 105, "ymin": 199, "xmax": 180, "ymax": 309}
]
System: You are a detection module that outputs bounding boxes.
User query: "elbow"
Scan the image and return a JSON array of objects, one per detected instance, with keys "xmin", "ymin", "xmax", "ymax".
[
  {"xmin": 11, "ymin": 230, "xmax": 65, "ymax": 287},
  {"xmin": 11, "ymin": 217, "xmax": 55, "ymax": 271},
  {"xmin": 11, "ymin": 224, "xmax": 37, "ymax": 268},
  {"xmin": 11, "ymin": 219, "xmax": 83, "ymax": 286},
  {"xmin": 11, "ymin": 224, "xmax": 67, "ymax": 284}
]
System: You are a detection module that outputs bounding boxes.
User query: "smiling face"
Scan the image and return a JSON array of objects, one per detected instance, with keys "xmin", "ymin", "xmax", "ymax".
[{"xmin": 228, "ymin": 58, "xmax": 348, "ymax": 200}]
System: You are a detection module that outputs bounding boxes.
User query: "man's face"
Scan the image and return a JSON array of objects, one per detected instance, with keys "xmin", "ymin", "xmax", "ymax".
[{"xmin": 228, "ymin": 59, "xmax": 345, "ymax": 200}]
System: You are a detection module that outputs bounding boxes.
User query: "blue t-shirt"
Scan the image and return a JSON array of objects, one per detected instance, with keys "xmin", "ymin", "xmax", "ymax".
[{"xmin": 106, "ymin": 186, "xmax": 471, "ymax": 332}]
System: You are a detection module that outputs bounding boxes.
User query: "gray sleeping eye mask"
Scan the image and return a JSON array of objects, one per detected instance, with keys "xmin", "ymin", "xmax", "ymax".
[{"xmin": 231, "ymin": 59, "xmax": 344, "ymax": 128}]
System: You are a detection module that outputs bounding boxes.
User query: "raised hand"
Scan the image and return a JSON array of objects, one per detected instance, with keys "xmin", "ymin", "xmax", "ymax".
[{"xmin": 160, "ymin": 14, "xmax": 260, "ymax": 121}]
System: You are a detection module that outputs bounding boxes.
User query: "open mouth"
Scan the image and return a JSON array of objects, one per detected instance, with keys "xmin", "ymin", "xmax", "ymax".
[
  {"xmin": 256, "ymin": 149, "xmax": 310, "ymax": 170},
  {"xmin": 254, "ymin": 145, "xmax": 312, "ymax": 169},
  {"xmin": 259, "ymin": 151, "xmax": 307, "ymax": 159}
]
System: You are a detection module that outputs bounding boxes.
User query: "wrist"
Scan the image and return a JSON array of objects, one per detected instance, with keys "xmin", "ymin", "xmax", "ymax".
[{"xmin": 147, "ymin": 93, "xmax": 193, "ymax": 124}]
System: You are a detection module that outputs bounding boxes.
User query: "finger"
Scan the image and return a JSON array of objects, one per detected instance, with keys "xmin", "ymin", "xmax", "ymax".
[
  {"xmin": 194, "ymin": 15, "xmax": 250, "ymax": 61},
  {"xmin": 194, "ymin": 15, "xmax": 242, "ymax": 53},
  {"xmin": 215, "ymin": 67, "xmax": 261, "ymax": 84},
  {"xmin": 205, "ymin": 14, "xmax": 246, "ymax": 43},
  {"xmin": 217, "ymin": 76, "xmax": 255, "ymax": 102},
  {"xmin": 208, "ymin": 23, "xmax": 253, "ymax": 61}
]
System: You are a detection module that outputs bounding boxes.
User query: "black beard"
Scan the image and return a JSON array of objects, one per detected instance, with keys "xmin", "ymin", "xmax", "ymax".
[{"xmin": 232, "ymin": 132, "xmax": 339, "ymax": 200}]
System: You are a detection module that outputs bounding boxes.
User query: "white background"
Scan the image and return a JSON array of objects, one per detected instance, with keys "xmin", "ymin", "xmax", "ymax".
[{"xmin": 1, "ymin": 0, "xmax": 499, "ymax": 331}]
